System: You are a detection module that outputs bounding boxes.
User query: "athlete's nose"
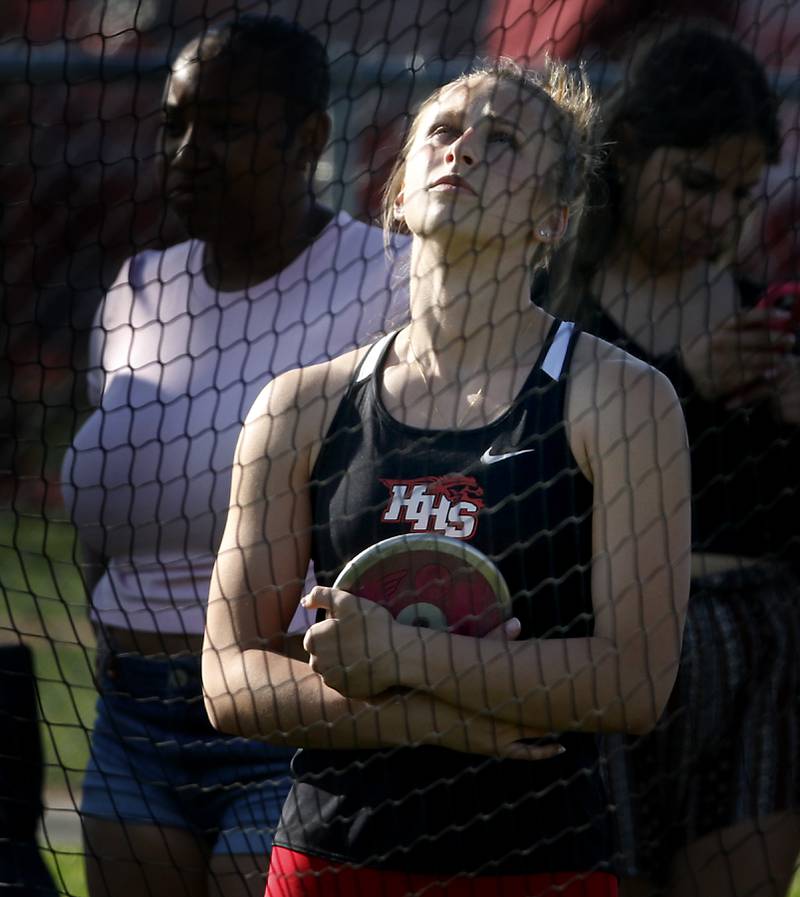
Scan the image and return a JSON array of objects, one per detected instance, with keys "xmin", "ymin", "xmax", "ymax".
[{"xmin": 445, "ymin": 127, "xmax": 477, "ymax": 167}]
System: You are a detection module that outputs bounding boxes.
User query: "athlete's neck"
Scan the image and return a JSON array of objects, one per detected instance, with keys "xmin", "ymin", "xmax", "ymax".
[{"xmin": 406, "ymin": 237, "xmax": 551, "ymax": 380}]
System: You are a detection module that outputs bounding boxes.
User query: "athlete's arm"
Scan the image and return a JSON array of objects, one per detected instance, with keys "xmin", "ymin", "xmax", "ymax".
[
  {"xmin": 303, "ymin": 341, "xmax": 692, "ymax": 735},
  {"xmin": 202, "ymin": 354, "xmax": 558, "ymax": 758}
]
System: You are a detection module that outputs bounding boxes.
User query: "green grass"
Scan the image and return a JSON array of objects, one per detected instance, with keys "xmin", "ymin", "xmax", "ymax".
[
  {"xmin": 1, "ymin": 508, "xmax": 93, "ymax": 891},
  {"xmin": 0, "ymin": 509, "xmax": 96, "ymax": 794},
  {"xmin": 42, "ymin": 844, "xmax": 88, "ymax": 897}
]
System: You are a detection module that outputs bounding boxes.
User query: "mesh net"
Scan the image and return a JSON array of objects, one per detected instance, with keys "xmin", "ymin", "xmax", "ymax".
[{"xmin": 1, "ymin": 2, "xmax": 799, "ymax": 896}]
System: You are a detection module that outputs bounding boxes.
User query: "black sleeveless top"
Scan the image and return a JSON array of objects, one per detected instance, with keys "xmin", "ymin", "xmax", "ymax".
[
  {"xmin": 578, "ymin": 294, "xmax": 800, "ymax": 564},
  {"xmin": 273, "ymin": 320, "xmax": 614, "ymax": 875}
]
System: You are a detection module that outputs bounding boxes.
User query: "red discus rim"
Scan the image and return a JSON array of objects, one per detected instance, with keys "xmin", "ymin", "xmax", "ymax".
[{"xmin": 332, "ymin": 533, "xmax": 512, "ymax": 614}]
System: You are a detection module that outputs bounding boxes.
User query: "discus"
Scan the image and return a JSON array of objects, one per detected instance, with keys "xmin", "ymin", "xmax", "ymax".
[{"xmin": 331, "ymin": 533, "xmax": 512, "ymax": 637}]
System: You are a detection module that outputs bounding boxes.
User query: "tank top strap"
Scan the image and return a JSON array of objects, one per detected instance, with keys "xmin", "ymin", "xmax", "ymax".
[
  {"xmin": 329, "ymin": 330, "xmax": 398, "ymax": 424},
  {"xmin": 511, "ymin": 319, "xmax": 581, "ymax": 433},
  {"xmin": 310, "ymin": 330, "xmax": 398, "ymax": 489},
  {"xmin": 511, "ymin": 318, "xmax": 579, "ymax": 402},
  {"xmin": 540, "ymin": 320, "xmax": 578, "ymax": 382},
  {"xmin": 353, "ymin": 331, "xmax": 397, "ymax": 385}
]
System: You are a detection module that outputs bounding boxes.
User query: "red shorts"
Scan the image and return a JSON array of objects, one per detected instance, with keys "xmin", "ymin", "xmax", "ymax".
[{"xmin": 266, "ymin": 846, "xmax": 618, "ymax": 897}]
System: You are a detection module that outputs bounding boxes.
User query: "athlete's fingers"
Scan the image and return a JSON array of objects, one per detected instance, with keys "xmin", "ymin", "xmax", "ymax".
[
  {"xmin": 484, "ymin": 617, "xmax": 521, "ymax": 641},
  {"xmin": 301, "ymin": 585, "xmax": 348, "ymax": 615},
  {"xmin": 302, "ymin": 618, "xmax": 326, "ymax": 655},
  {"xmin": 301, "ymin": 585, "xmax": 332, "ymax": 610}
]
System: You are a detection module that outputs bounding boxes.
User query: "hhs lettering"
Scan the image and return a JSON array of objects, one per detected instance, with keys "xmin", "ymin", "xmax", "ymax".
[{"xmin": 379, "ymin": 476, "xmax": 484, "ymax": 539}]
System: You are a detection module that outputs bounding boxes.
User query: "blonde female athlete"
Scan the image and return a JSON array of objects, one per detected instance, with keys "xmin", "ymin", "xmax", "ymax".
[{"xmin": 204, "ymin": 58, "xmax": 691, "ymax": 897}]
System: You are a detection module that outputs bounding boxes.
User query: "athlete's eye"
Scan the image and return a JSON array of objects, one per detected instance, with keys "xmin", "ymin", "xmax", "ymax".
[
  {"xmin": 488, "ymin": 130, "xmax": 518, "ymax": 149},
  {"xmin": 429, "ymin": 122, "xmax": 459, "ymax": 143}
]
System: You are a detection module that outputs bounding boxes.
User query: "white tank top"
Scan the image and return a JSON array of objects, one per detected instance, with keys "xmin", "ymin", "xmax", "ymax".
[{"xmin": 61, "ymin": 211, "xmax": 408, "ymax": 634}]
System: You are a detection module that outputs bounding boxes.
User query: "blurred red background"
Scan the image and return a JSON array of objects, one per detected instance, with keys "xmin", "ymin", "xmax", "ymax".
[{"xmin": 2, "ymin": 0, "xmax": 797, "ymax": 509}]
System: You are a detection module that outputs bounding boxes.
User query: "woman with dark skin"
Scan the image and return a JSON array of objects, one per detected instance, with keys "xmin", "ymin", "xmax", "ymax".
[
  {"xmin": 62, "ymin": 16, "xmax": 405, "ymax": 897},
  {"xmin": 566, "ymin": 23, "xmax": 800, "ymax": 897}
]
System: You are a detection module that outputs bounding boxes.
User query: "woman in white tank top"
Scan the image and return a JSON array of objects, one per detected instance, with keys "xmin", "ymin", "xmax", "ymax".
[{"xmin": 61, "ymin": 16, "xmax": 406, "ymax": 897}]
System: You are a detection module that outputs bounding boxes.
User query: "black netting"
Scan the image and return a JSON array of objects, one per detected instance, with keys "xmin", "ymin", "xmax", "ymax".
[{"xmin": 1, "ymin": 2, "xmax": 799, "ymax": 896}]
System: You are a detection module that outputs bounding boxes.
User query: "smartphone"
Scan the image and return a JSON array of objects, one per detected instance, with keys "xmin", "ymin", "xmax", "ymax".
[{"xmin": 755, "ymin": 282, "xmax": 800, "ymax": 331}]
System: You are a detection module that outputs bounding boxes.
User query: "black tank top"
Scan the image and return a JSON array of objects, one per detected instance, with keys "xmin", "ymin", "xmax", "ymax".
[
  {"xmin": 274, "ymin": 320, "xmax": 614, "ymax": 875},
  {"xmin": 579, "ymin": 294, "xmax": 800, "ymax": 563}
]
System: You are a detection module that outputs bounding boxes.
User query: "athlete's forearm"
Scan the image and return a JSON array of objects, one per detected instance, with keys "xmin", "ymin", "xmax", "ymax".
[
  {"xmin": 202, "ymin": 646, "xmax": 481, "ymax": 751},
  {"xmin": 395, "ymin": 629, "xmax": 677, "ymax": 735}
]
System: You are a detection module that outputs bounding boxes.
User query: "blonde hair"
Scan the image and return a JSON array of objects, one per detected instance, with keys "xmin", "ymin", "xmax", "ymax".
[{"xmin": 381, "ymin": 56, "xmax": 599, "ymax": 264}]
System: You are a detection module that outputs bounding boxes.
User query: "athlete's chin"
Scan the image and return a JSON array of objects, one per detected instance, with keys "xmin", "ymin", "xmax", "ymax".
[{"xmin": 407, "ymin": 210, "xmax": 502, "ymax": 249}]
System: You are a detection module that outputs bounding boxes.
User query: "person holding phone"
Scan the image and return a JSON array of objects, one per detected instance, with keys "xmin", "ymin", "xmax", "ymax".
[
  {"xmin": 563, "ymin": 21, "xmax": 800, "ymax": 897},
  {"xmin": 203, "ymin": 56, "xmax": 692, "ymax": 896}
]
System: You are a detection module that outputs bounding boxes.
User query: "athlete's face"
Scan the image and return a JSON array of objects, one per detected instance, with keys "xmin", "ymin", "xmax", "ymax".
[
  {"xmin": 618, "ymin": 133, "xmax": 767, "ymax": 269},
  {"xmin": 396, "ymin": 76, "xmax": 567, "ymax": 253},
  {"xmin": 159, "ymin": 52, "xmax": 311, "ymax": 242}
]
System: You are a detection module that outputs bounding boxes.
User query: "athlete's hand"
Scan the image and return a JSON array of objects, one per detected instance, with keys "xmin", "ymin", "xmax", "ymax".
[
  {"xmin": 302, "ymin": 586, "xmax": 416, "ymax": 698},
  {"xmin": 681, "ymin": 307, "xmax": 795, "ymax": 401}
]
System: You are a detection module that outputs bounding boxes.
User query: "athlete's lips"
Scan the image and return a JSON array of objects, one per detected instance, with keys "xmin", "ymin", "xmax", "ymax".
[{"xmin": 427, "ymin": 174, "xmax": 477, "ymax": 196}]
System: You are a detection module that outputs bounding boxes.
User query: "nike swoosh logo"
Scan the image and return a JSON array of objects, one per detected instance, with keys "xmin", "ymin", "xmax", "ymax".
[{"xmin": 480, "ymin": 447, "xmax": 536, "ymax": 465}]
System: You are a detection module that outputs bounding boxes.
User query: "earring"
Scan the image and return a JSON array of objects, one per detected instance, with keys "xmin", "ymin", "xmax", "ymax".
[{"xmin": 538, "ymin": 228, "xmax": 550, "ymax": 239}]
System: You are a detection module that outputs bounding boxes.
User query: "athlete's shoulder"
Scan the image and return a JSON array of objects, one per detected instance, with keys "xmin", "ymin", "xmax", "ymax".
[
  {"xmin": 563, "ymin": 329, "xmax": 687, "ymax": 484},
  {"xmin": 235, "ymin": 341, "xmax": 374, "ymax": 475},
  {"xmin": 245, "ymin": 342, "xmax": 372, "ymax": 432},
  {"xmin": 572, "ymin": 329, "xmax": 676, "ymax": 397},
  {"xmin": 568, "ymin": 329, "xmax": 686, "ymax": 453}
]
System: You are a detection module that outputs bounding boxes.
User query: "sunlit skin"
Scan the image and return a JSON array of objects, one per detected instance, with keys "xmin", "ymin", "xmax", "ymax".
[
  {"xmin": 159, "ymin": 43, "xmax": 331, "ymax": 290},
  {"xmin": 203, "ymin": 67, "xmax": 692, "ymax": 766},
  {"xmin": 388, "ymin": 75, "xmax": 569, "ymax": 404},
  {"xmin": 398, "ymin": 77, "xmax": 566, "ymax": 259}
]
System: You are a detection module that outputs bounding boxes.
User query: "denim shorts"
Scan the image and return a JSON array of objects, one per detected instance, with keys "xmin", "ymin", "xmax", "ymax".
[{"xmin": 81, "ymin": 650, "xmax": 294, "ymax": 855}]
